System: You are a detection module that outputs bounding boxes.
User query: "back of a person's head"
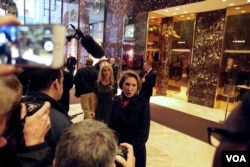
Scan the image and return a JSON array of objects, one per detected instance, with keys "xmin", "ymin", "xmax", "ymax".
[
  {"xmin": 86, "ymin": 57, "xmax": 94, "ymax": 66},
  {"xmin": 0, "ymin": 75, "xmax": 22, "ymax": 116},
  {"xmin": 17, "ymin": 68, "xmax": 62, "ymax": 93},
  {"xmin": 55, "ymin": 120, "xmax": 117, "ymax": 167}
]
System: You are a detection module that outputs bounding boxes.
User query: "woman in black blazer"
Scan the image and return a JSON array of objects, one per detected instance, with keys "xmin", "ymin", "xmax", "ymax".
[{"xmin": 109, "ymin": 70, "xmax": 150, "ymax": 167}]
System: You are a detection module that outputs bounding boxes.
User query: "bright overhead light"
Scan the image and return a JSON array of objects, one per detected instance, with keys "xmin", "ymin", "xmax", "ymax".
[
  {"xmin": 175, "ymin": 7, "xmax": 179, "ymax": 10},
  {"xmin": 222, "ymin": 0, "xmax": 227, "ymax": 2},
  {"xmin": 229, "ymin": 3, "xmax": 235, "ymax": 6}
]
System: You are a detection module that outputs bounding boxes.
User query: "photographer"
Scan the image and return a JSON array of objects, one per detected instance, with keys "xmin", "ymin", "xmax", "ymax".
[
  {"xmin": 17, "ymin": 68, "xmax": 73, "ymax": 155},
  {"xmin": 0, "ymin": 75, "xmax": 52, "ymax": 166},
  {"xmin": 0, "ymin": 15, "xmax": 52, "ymax": 167},
  {"xmin": 54, "ymin": 119, "xmax": 135, "ymax": 167}
]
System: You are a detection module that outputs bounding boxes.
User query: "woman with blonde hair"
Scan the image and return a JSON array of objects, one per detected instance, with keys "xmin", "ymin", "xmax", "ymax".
[{"xmin": 94, "ymin": 61, "xmax": 118, "ymax": 124}]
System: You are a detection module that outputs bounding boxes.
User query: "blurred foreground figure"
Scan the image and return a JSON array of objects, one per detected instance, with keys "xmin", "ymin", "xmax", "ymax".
[
  {"xmin": 54, "ymin": 119, "xmax": 135, "ymax": 167},
  {"xmin": 208, "ymin": 91, "xmax": 250, "ymax": 167},
  {"xmin": 0, "ymin": 15, "xmax": 52, "ymax": 167}
]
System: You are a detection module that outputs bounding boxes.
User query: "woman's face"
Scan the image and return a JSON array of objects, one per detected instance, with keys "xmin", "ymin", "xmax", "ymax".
[
  {"xmin": 122, "ymin": 76, "xmax": 138, "ymax": 98},
  {"xmin": 102, "ymin": 67, "xmax": 111, "ymax": 78}
]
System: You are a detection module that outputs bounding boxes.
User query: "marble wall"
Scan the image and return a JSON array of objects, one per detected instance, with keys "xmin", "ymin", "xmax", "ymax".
[
  {"xmin": 104, "ymin": 0, "xmax": 204, "ymax": 60},
  {"xmin": 188, "ymin": 9, "xmax": 226, "ymax": 108},
  {"xmin": 62, "ymin": 0, "xmax": 228, "ymax": 108}
]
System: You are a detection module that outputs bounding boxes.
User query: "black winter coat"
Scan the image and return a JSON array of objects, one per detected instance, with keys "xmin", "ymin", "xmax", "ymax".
[
  {"xmin": 109, "ymin": 94, "xmax": 150, "ymax": 167},
  {"xmin": 27, "ymin": 91, "xmax": 72, "ymax": 154}
]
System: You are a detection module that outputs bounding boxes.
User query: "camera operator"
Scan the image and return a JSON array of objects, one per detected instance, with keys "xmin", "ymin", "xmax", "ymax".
[
  {"xmin": 54, "ymin": 119, "xmax": 135, "ymax": 167},
  {"xmin": 17, "ymin": 68, "xmax": 73, "ymax": 155},
  {"xmin": 0, "ymin": 75, "xmax": 52, "ymax": 166},
  {"xmin": 0, "ymin": 15, "xmax": 52, "ymax": 167}
]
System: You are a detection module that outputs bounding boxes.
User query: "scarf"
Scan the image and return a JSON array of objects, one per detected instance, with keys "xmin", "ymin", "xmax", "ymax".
[{"xmin": 120, "ymin": 92, "xmax": 133, "ymax": 109}]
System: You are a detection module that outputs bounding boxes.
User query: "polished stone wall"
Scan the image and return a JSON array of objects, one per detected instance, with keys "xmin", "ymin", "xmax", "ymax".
[
  {"xmin": 104, "ymin": 0, "xmax": 204, "ymax": 60},
  {"xmin": 188, "ymin": 9, "xmax": 226, "ymax": 108},
  {"xmin": 78, "ymin": 0, "xmax": 90, "ymax": 65}
]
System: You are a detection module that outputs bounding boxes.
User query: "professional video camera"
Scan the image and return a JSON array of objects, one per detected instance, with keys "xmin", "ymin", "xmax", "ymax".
[{"xmin": 66, "ymin": 24, "xmax": 104, "ymax": 58}]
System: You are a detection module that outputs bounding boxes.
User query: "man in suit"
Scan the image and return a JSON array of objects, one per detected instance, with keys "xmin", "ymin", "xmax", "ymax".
[
  {"xmin": 139, "ymin": 61, "xmax": 157, "ymax": 101},
  {"xmin": 110, "ymin": 57, "xmax": 119, "ymax": 81}
]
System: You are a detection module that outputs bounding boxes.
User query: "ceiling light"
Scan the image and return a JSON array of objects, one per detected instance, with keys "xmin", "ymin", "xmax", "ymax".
[
  {"xmin": 229, "ymin": 3, "xmax": 235, "ymax": 6},
  {"xmin": 235, "ymin": 7, "xmax": 240, "ymax": 10},
  {"xmin": 222, "ymin": 0, "xmax": 227, "ymax": 1},
  {"xmin": 173, "ymin": 13, "xmax": 177, "ymax": 15},
  {"xmin": 175, "ymin": 7, "xmax": 179, "ymax": 10},
  {"xmin": 241, "ymin": 10, "xmax": 246, "ymax": 13},
  {"xmin": 183, "ymin": 11, "xmax": 187, "ymax": 14}
]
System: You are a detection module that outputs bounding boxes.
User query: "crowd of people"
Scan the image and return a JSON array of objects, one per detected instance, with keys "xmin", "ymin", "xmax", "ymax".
[
  {"xmin": 0, "ymin": 15, "xmax": 134, "ymax": 167},
  {"xmin": 1, "ymin": 14, "xmax": 250, "ymax": 167}
]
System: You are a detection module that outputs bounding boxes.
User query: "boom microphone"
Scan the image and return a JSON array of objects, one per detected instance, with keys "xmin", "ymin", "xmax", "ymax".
[{"xmin": 67, "ymin": 24, "xmax": 105, "ymax": 58}]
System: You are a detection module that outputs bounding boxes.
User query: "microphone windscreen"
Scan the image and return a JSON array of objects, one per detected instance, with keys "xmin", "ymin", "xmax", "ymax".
[{"xmin": 80, "ymin": 35, "xmax": 104, "ymax": 58}]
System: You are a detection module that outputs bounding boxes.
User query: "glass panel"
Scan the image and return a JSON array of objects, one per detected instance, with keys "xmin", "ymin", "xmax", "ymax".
[
  {"xmin": 14, "ymin": 0, "xmax": 62, "ymax": 24},
  {"xmin": 167, "ymin": 14, "xmax": 195, "ymax": 100},
  {"xmin": 216, "ymin": 4, "xmax": 250, "ymax": 111}
]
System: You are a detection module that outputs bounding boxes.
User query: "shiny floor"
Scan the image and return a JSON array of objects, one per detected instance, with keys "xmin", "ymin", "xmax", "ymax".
[{"xmin": 68, "ymin": 94, "xmax": 233, "ymax": 167}]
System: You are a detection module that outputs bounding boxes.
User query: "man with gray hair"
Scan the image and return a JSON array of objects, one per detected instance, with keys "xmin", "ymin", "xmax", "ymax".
[
  {"xmin": 54, "ymin": 119, "xmax": 135, "ymax": 167},
  {"xmin": 74, "ymin": 57, "xmax": 98, "ymax": 119}
]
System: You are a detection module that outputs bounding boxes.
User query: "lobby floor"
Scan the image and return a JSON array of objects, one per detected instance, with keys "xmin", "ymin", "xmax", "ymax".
[{"xmin": 68, "ymin": 93, "xmax": 232, "ymax": 167}]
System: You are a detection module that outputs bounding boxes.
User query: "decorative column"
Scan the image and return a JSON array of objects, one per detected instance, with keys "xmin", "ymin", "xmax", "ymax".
[
  {"xmin": 188, "ymin": 9, "xmax": 226, "ymax": 108},
  {"xmin": 155, "ymin": 17, "xmax": 173, "ymax": 95}
]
